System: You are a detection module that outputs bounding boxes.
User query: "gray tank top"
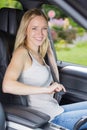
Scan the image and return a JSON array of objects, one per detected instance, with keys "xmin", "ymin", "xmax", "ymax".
[{"xmin": 18, "ymin": 52, "xmax": 64, "ymax": 120}]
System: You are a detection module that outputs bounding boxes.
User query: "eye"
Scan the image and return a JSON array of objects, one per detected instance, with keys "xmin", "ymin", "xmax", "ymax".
[
  {"xmin": 43, "ymin": 27, "xmax": 48, "ymax": 31},
  {"xmin": 32, "ymin": 27, "xmax": 37, "ymax": 30}
]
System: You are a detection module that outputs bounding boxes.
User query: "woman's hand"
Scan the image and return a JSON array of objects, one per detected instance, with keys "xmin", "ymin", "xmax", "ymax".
[{"xmin": 47, "ymin": 82, "xmax": 66, "ymax": 94}]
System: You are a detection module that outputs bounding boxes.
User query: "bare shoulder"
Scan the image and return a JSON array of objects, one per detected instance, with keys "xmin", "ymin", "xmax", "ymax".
[
  {"xmin": 11, "ymin": 46, "xmax": 31, "ymax": 66},
  {"xmin": 12, "ymin": 46, "xmax": 31, "ymax": 63},
  {"xmin": 6, "ymin": 46, "xmax": 29, "ymax": 73},
  {"xmin": 13, "ymin": 46, "xmax": 28, "ymax": 58},
  {"xmin": 8, "ymin": 47, "xmax": 27, "ymax": 68}
]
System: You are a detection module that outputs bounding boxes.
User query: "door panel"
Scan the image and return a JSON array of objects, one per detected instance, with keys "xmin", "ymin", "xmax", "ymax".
[{"xmin": 58, "ymin": 63, "xmax": 87, "ymax": 104}]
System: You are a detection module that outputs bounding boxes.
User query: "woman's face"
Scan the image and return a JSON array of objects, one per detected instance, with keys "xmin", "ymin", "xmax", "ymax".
[{"xmin": 26, "ymin": 16, "xmax": 48, "ymax": 48}]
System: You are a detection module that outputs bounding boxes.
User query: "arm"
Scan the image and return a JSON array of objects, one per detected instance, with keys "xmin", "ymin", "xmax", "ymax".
[
  {"xmin": 2, "ymin": 48, "xmax": 47, "ymax": 95},
  {"xmin": 2, "ymin": 47, "xmax": 65, "ymax": 95}
]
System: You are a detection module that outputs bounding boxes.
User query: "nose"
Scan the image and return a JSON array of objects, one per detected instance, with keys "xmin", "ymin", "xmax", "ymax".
[{"xmin": 38, "ymin": 29, "xmax": 43, "ymax": 36}]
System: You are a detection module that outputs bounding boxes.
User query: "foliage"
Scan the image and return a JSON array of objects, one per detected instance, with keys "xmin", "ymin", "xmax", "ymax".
[
  {"xmin": 56, "ymin": 41, "xmax": 87, "ymax": 66},
  {"xmin": 42, "ymin": 4, "xmax": 67, "ymax": 19},
  {"xmin": 69, "ymin": 18, "xmax": 86, "ymax": 36},
  {"xmin": 49, "ymin": 17, "xmax": 77, "ymax": 44},
  {"xmin": 0, "ymin": 0, "xmax": 23, "ymax": 9},
  {"xmin": 43, "ymin": 5, "xmax": 78, "ymax": 45},
  {"xmin": 43, "ymin": 4, "xmax": 86, "ymax": 47}
]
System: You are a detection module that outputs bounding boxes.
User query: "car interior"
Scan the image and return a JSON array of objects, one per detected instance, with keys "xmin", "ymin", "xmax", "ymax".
[{"xmin": 0, "ymin": 0, "xmax": 87, "ymax": 130}]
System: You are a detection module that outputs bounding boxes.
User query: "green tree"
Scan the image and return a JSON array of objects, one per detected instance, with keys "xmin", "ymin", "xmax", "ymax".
[
  {"xmin": 0, "ymin": 0, "xmax": 22, "ymax": 9},
  {"xmin": 42, "ymin": 4, "xmax": 67, "ymax": 18}
]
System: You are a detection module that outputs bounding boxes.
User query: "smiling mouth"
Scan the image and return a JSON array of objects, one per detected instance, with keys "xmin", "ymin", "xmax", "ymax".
[{"xmin": 35, "ymin": 38, "xmax": 43, "ymax": 41}]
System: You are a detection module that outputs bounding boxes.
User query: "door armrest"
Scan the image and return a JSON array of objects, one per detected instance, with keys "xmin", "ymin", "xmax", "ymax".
[{"xmin": 4, "ymin": 105, "xmax": 50, "ymax": 129}]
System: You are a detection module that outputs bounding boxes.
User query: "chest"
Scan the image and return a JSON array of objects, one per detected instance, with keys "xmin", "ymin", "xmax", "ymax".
[{"xmin": 19, "ymin": 62, "xmax": 53, "ymax": 87}]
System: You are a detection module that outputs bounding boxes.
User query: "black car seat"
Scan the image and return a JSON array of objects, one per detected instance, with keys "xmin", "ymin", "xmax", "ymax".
[
  {"xmin": 0, "ymin": 8, "xmax": 29, "ymax": 106},
  {"xmin": 0, "ymin": 30, "xmax": 29, "ymax": 106},
  {"xmin": 0, "ymin": 102, "xmax": 5, "ymax": 130},
  {"xmin": 0, "ymin": 7, "xmax": 24, "ymax": 54},
  {"xmin": 0, "ymin": 7, "xmax": 63, "ymax": 106}
]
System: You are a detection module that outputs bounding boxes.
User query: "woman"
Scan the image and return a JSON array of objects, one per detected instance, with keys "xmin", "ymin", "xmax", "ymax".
[{"xmin": 2, "ymin": 8, "xmax": 87, "ymax": 130}]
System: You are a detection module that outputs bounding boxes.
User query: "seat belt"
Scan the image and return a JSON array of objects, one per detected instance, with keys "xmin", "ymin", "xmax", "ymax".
[{"xmin": 48, "ymin": 27, "xmax": 65, "ymax": 103}]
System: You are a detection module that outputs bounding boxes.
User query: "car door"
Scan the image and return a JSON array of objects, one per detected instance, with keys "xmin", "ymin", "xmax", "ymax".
[{"xmin": 42, "ymin": 0, "xmax": 87, "ymax": 105}]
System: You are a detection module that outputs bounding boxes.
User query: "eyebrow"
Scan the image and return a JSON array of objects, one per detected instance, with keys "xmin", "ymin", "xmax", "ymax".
[{"xmin": 31, "ymin": 25, "xmax": 48, "ymax": 28}]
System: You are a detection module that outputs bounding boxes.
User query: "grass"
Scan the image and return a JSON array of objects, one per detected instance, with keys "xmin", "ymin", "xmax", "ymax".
[{"xmin": 56, "ymin": 41, "xmax": 87, "ymax": 66}]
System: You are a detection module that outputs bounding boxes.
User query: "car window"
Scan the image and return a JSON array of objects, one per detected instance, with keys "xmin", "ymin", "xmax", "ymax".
[
  {"xmin": 0, "ymin": 1, "xmax": 87, "ymax": 66},
  {"xmin": 0, "ymin": 0, "xmax": 22, "ymax": 9},
  {"xmin": 43, "ymin": 4, "xmax": 87, "ymax": 66}
]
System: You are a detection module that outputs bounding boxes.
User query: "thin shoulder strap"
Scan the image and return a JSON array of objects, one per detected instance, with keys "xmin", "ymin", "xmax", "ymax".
[
  {"xmin": 24, "ymin": 46, "xmax": 33, "ymax": 59},
  {"xmin": 27, "ymin": 51, "xmax": 34, "ymax": 62}
]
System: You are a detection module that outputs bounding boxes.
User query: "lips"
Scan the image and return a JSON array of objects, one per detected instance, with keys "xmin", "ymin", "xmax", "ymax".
[
  {"xmin": 35, "ymin": 37, "xmax": 43, "ymax": 40},
  {"xmin": 35, "ymin": 37, "xmax": 44, "ymax": 42}
]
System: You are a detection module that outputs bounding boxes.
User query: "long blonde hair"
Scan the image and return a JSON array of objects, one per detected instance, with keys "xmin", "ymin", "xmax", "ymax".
[{"xmin": 14, "ymin": 8, "xmax": 50, "ymax": 58}]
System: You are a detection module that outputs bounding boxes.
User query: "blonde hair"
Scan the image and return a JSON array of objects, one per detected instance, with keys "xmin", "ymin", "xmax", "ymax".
[{"xmin": 14, "ymin": 8, "xmax": 50, "ymax": 58}]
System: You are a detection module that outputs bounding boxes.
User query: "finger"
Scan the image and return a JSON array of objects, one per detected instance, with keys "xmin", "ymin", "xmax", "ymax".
[
  {"xmin": 55, "ymin": 87, "xmax": 62, "ymax": 92},
  {"xmin": 61, "ymin": 85, "xmax": 66, "ymax": 92}
]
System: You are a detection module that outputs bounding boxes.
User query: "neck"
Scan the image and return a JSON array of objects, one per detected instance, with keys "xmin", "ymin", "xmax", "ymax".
[
  {"xmin": 30, "ymin": 49, "xmax": 40, "ymax": 56},
  {"xmin": 27, "ymin": 44, "xmax": 39, "ymax": 54}
]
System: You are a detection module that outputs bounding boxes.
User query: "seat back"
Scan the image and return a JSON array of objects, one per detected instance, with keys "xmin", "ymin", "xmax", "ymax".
[
  {"xmin": 0, "ymin": 8, "xmax": 24, "ymax": 35},
  {"xmin": 0, "ymin": 8, "xmax": 24, "ymax": 54},
  {"xmin": 0, "ymin": 102, "xmax": 5, "ymax": 130},
  {"xmin": 0, "ymin": 30, "xmax": 28, "ymax": 106},
  {"xmin": 0, "ymin": 8, "xmax": 28, "ymax": 106}
]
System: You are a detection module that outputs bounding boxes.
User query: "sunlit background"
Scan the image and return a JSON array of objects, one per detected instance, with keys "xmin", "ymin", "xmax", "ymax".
[{"xmin": 0, "ymin": 0, "xmax": 87, "ymax": 66}]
